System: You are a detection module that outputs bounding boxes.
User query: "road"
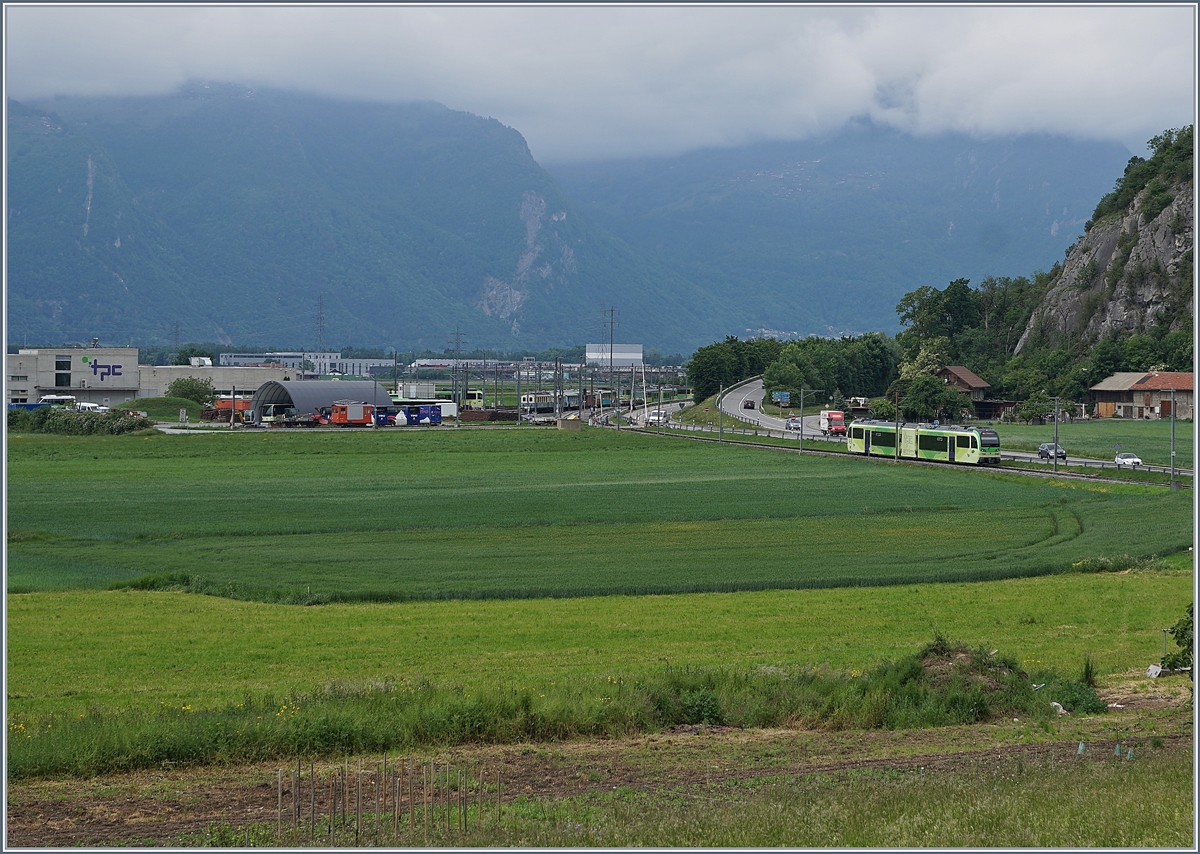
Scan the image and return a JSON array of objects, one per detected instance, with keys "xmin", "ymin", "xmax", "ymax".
[{"xmin": 719, "ymin": 378, "xmax": 830, "ymax": 440}]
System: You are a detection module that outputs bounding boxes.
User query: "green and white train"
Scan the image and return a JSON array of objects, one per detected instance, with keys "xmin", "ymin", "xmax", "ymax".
[{"xmin": 846, "ymin": 420, "xmax": 1001, "ymax": 466}]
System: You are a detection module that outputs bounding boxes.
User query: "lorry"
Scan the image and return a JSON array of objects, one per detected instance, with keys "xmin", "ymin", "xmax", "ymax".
[
  {"xmin": 819, "ymin": 409, "xmax": 847, "ymax": 437},
  {"xmin": 330, "ymin": 400, "xmax": 376, "ymax": 427}
]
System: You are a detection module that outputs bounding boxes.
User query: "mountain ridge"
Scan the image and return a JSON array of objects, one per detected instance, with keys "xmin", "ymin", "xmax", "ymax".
[{"xmin": 7, "ymin": 85, "xmax": 1134, "ymax": 352}]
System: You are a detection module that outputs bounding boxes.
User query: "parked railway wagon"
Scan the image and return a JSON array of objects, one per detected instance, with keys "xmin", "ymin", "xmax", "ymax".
[{"xmin": 846, "ymin": 421, "xmax": 1001, "ymax": 466}]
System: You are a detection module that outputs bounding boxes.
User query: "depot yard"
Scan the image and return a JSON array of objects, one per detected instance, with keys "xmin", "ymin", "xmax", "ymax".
[{"xmin": 6, "ymin": 424, "xmax": 1193, "ymax": 846}]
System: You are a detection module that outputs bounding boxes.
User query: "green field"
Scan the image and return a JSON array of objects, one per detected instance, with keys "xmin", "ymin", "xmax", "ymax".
[
  {"xmin": 980, "ymin": 418, "xmax": 1193, "ymax": 469},
  {"xmin": 7, "ymin": 570, "xmax": 1191, "ymax": 721},
  {"xmin": 7, "ymin": 428, "xmax": 1190, "ymax": 602}
]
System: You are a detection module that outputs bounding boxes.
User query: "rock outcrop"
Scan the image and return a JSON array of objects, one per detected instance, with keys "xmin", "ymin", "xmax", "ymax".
[{"xmin": 1015, "ymin": 179, "xmax": 1193, "ymax": 353}]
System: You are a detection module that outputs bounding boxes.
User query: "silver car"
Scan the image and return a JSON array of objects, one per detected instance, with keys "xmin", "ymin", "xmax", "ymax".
[{"xmin": 1115, "ymin": 452, "xmax": 1142, "ymax": 467}]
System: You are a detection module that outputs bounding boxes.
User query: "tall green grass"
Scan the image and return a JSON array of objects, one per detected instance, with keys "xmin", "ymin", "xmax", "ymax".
[{"xmin": 6, "ymin": 638, "xmax": 1102, "ymax": 779}]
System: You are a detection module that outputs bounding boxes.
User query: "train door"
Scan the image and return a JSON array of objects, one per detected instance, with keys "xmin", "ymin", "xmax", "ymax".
[
  {"xmin": 900, "ymin": 427, "xmax": 918, "ymax": 459},
  {"xmin": 948, "ymin": 437, "xmax": 956, "ymax": 462},
  {"xmin": 864, "ymin": 430, "xmax": 871, "ymax": 454}
]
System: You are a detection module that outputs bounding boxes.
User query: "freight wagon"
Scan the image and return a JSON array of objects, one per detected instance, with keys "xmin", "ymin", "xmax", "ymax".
[{"xmin": 846, "ymin": 421, "xmax": 1001, "ymax": 466}]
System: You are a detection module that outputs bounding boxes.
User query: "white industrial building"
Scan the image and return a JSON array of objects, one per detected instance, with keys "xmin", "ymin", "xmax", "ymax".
[{"xmin": 6, "ymin": 347, "xmax": 290, "ymax": 406}]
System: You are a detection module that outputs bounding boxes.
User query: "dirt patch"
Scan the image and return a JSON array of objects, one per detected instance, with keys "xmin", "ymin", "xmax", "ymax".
[{"xmin": 8, "ymin": 704, "xmax": 1192, "ymax": 848}]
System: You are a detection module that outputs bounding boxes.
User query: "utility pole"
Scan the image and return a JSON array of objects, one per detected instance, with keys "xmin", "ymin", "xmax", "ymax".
[
  {"xmin": 719, "ymin": 385, "xmax": 724, "ymax": 442},
  {"xmin": 1052, "ymin": 397, "xmax": 1060, "ymax": 473},
  {"xmin": 798, "ymin": 389, "xmax": 823, "ymax": 453},
  {"xmin": 1170, "ymin": 388, "xmax": 1178, "ymax": 490},
  {"xmin": 603, "ymin": 307, "xmax": 618, "ymax": 430},
  {"xmin": 316, "ymin": 293, "xmax": 325, "ymax": 354},
  {"xmin": 894, "ymin": 392, "xmax": 901, "ymax": 461}
]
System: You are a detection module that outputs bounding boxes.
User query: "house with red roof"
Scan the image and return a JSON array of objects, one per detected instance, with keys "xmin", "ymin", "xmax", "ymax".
[
  {"xmin": 1129, "ymin": 372, "xmax": 1193, "ymax": 420},
  {"xmin": 1090, "ymin": 371, "xmax": 1193, "ymax": 419}
]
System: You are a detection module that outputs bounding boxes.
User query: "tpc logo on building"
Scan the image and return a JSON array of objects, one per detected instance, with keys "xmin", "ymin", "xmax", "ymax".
[{"xmin": 81, "ymin": 355, "xmax": 123, "ymax": 380}]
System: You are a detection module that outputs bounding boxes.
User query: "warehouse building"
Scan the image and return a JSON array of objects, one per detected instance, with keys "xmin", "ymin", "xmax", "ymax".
[
  {"xmin": 247, "ymin": 380, "xmax": 395, "ymax": 423},
  {"xmin": 6, "ymin": 347, "xmax": 289, "ymax": 406}
]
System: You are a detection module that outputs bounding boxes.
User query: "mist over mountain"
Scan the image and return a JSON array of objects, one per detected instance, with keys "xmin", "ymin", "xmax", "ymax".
[
  {"xmin": 547, "ymin": 125, "xmax": 1133, "ymax": 340},
  {"xmin": 7, "ymin": 85, "xmax": 1131, "ymax": 353}
]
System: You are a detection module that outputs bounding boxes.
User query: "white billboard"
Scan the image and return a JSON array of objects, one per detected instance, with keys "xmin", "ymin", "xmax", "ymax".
[{"xmin": 585, "ymin": 344, "xmax": 644, "ymax": 367}]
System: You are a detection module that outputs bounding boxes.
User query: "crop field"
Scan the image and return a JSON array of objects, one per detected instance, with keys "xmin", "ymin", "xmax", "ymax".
[
  {"xmin": 7, "ymin": 427, "xmax": 1190, "ymax": 601},
  {"xmin": 6, "ymin": 425, "xmax": 1193, "ymax": 844}
]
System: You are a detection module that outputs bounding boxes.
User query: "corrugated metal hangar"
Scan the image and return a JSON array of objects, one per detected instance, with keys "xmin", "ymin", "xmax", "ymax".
[{"xmin": 248, "ymin": 381, "xmax": 394, "ymax": 423}]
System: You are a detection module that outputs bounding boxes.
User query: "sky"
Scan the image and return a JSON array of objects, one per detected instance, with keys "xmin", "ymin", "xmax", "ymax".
[{"xmin": 3, "ymin": 4, "xmax": 1196, "ymax": 163}]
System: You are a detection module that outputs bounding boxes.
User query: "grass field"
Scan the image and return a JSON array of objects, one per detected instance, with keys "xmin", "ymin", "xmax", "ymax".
[
  {"xmin": 969, "ymin": 418, "xmax": 1193, "ymax": 469},
  {"xmin": 7, "ymin": 569, "xmax": 1191, "ymax": 721},
  {"xmin": 7, "ymin": 428, "xmax": 1190, "ymax": 602}
]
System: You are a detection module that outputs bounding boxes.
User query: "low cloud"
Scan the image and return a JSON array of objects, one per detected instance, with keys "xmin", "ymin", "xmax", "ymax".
[{"xmin": 5, "ymin": 5, "xmax": 1194, "ymax": 161}]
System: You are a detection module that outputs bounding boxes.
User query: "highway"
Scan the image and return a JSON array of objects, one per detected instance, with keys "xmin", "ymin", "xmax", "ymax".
[{"xmin": 719, "ymin": 378, "xmax": 831, "ymax": 440}]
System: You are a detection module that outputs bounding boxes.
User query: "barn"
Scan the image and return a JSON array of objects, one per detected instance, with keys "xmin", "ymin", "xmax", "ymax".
[{"xmin": 248, "ymin": 381, "xmax": 394, "ymax": 424}]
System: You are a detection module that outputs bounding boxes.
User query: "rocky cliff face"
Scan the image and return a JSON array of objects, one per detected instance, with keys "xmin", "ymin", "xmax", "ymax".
[{"xmin": 1015, "ymin": 178, "xmax": 1193, "ymax": 353}]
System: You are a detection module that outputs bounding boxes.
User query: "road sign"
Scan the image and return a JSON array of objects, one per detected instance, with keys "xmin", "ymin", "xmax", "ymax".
[{"xmin": 772, "ymin": 391, "xmax": 790, "ymax": 404}]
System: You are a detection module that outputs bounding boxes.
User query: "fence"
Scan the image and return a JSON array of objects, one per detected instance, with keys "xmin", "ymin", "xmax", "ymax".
[{"xmin": 269, "ymin": 756, "xmax": 502, "ymax": 847}]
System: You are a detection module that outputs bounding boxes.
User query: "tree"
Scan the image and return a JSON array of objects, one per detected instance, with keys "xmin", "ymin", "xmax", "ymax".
[
  {"xmin": 166, "ymin": 377, "xmax": 216, "ymax": 405},
  {"xmin": 1017, "ymin": 391, "xmax": 1054, "ymax": 423},
  {"xmin": 901, "ymin": 374, "xmax": 946, "ymax": 422},
  {"xmin": 173, "ymin": 346, "xmax": 215, "ymax": 366},
  {"xmin": 1163, "ymin": 603, "xmax": 1193, "ymax": 680}
]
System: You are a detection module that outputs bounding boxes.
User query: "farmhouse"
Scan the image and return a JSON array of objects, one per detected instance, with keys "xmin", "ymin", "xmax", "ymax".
[
  {"xmin": 1090, "ymin": 371, "xmax": 1195, "ymax": 419},
  {"xmin": 1128, "ymin": 372, "xmax": 1194, "ymax": 420}
]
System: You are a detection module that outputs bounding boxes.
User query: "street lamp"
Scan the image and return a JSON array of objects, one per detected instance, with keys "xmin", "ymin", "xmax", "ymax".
[
  {"xmin": 798, "ymin": 388, "xmax": 823, "ymax": 453},
  {"xmin": 1052, "ymin": 396, "xmax": 1060, "ymax": 473}
]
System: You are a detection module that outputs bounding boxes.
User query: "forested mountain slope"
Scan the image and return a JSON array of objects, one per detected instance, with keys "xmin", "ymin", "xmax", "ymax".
[
  {"xmin": 7, "ymin": 85, "xmax": 710, "ymax": 351},
  {"xmin": 8, "ymin": 86, "xmax": 1132, "ymax": 353},
  {"xmin": 1016, "ymin": 127, "xmax": 1193, "ymax": 353}
]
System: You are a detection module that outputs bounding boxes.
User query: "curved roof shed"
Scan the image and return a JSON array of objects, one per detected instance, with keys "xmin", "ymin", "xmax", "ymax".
[{"xmin": 249, "ymin": 381, "xmax": 393, "ymax": 422}]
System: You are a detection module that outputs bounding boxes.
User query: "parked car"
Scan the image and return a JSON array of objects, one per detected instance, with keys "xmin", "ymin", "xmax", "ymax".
[
  {"xmin": 743, "ymin": 399, "xmax": 756, "ymax": 410},
  {"xmin": 1038, "ymin": 443, "xmax": 1066, "ymax": 460},
  {"xmin": 1115, "ymin": 452, "xmax": 1143, "ymax": 467},
  {"xmin": 784, "ymin": 416, "xmax": 803, "ymax": 431}
]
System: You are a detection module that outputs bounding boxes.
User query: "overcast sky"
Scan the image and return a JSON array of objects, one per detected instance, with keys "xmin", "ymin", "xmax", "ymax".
[{"xmin": 4, "ymin": 4, "xmax": 1196, "ymax": 162}]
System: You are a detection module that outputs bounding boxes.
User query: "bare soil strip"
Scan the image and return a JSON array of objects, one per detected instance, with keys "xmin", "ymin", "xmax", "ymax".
[{"xmin": 8, "ymin": 693, "xmax": 1192, "ymax": 848}]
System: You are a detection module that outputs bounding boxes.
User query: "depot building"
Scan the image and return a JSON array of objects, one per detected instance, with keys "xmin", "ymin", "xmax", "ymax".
[{"xmin": 6, "ymin": 347, "xmax": 290, "ymax": 406}]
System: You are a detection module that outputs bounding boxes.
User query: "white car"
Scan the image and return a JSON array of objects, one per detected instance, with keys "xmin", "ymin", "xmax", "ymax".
[
  {"xmin": 1114, "ymin": 452, "xmax": 1142, "ymax": 468},
  {"xmin": 784, "ymin": 417, "xmax": 803, "ymax": 431},
  {"xmin": 644, "ymin": 410, "xmax": 670, "ymax": 426}
]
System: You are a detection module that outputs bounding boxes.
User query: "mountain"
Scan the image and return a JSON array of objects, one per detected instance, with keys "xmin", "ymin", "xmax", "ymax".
[
  {"xmin": 1016, "ymin": 126, "xmax": 1193, "ymax": 353},
  {"xmin": 7, "ymin": 84, "xmax": 712, "ymax": 352},
  {"xmin": 546, "ymin": 124, "xmax": 1133, "ymax": 341},
  {"xmin": 7, "ymin": 86, "xmax": 1133, "ymax": 353}
]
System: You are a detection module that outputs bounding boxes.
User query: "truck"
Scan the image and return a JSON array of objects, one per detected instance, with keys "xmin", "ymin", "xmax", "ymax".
[
  {"xmin": 330, "ymin": 400, "xmax": 376, "ymax": 427},
  {"xmin": 819, "ymin": 409, "xmax": 847, "ymax": 437}
]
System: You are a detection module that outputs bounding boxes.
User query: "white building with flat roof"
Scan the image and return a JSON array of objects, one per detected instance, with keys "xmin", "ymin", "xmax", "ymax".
[{"xmin": 586, "ymin": 344, "xmax": 643, "ymax": 367}]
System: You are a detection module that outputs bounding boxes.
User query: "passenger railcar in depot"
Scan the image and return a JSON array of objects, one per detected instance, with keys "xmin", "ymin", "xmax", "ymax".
[{"xmin": 846, "ymin": 420, "xmax": 1001, "ymax": 466}]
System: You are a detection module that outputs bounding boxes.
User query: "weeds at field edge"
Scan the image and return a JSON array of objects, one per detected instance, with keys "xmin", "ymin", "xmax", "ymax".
[{"xmin": 6, "ymin": 638, "xmax": 1105, "ymax": 780}]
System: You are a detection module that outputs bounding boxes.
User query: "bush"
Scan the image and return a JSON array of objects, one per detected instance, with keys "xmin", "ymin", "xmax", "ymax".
[{"xmin": 7, "ymin": 408, "xmax": 153, "ymax": 436}]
